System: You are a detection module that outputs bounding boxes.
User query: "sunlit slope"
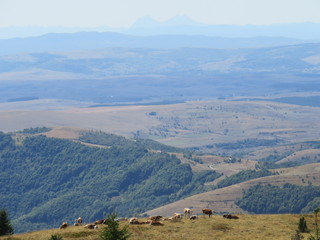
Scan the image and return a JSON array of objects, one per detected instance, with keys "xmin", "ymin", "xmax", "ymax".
[
  {"xmin": 1, "ymin": 100, "xmax": 320, "ymax": 154},
  {"xmin": 145, "ymin": 163, "xmax": 320, "ymax": 216},
  {"xmin": 0, "ymin": 214, "xmax": 315, "ymax": 240}
]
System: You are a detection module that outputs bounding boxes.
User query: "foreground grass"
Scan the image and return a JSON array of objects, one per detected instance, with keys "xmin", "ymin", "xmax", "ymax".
[{"xmin": 0, "ymin": 214, "xmax": 317, "ymax": 240}]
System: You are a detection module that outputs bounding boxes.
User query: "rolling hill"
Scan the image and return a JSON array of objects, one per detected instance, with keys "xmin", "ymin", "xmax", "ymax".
[
  {"xmin": 145, "ymin": 163, "xmax": 320, "ymax": 216},
  {"xmin": 0, "ymin": 43, "xmax": 320, "ymax": 105},
  {"xmin": 2, "ymin": 126, "xmax": 320, "ymax": 234},
  {"xmin": 1, "ymin": 99, "xmax": 320, "ymax": 158},
  {"xmin": 0, "ymin": 130, "xmax": 221, "ymax": 233}
]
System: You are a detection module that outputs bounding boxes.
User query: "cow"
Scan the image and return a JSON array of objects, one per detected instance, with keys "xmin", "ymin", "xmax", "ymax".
[
  {"xmin": 149, "ymin": 220, "xmax": 164, "ymax": 226},
  {"xmin": 202, "ymin": 208, "xmax": 214, "ymax": 218},
  {"xmin": 169, "ymin": 213, "xmax": 182, "ymax": 222},
  {"xmin": 94, "ymin": 219, "xmax": 106, "ymax": 225},
  {"xmin": 84, "ymin": 223, "xmax": 97, "ymax": 229},
  {"xmin": 129, "ymin": 217, "xmax": 148, "ymax": 225},
  {"xmin": 183, "ymin": 208, "xmax": 192, "ymax": 217},
  {"xmin": 184, "ymin": 208, "xmax": 192, "ymax": 218},
  {"xmin": 147, "ymin": 215, "xmax": 163, "ymax": 221},
  {"xmin": 189, "ymin": 215, "xmax": 198, "ymax": 220},
  {"xmin": 223, "ymin": 214, "xmax": 239, "ymax": 219},
  {"xmin": 129, "ymin": 217, "xmax": 142, "ymax": 225},
  {"xmin": 74, "ymin": 217, "xmax": 83, "ymax": 226},
  {"xmin": 59, "ymin": 222, "xmax": 68, "ymax": 229}
]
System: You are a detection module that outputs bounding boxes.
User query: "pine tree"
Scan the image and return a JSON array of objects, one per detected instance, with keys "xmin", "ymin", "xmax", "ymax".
[
  {"xmin": 0, "ymin": 209, "xmax": 13, "ymax": 236},
  {"xmin": 100, "ymin": 213, "xmax": 131, "ymax": 240},
  {"xmin": 298, "ymin": 216, "xmax": 308, "ymax": 233}
]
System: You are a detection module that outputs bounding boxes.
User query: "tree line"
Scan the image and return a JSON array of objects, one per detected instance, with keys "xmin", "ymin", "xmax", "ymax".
[{"xmin": 236, "ymin": 184, "xmax": 320, "ymax": 214}]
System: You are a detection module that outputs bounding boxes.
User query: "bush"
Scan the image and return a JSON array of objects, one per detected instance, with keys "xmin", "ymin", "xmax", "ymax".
[
  {"xmin": 48, "ymin": 234, "xmax": 63, "ymax": 240},
  {"xmin": 100, "ymin": 213, "xmax": 131, "ymax": 240}
]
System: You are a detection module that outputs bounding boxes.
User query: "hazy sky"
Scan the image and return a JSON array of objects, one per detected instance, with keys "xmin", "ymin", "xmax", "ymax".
[{"xmin": 1, "ymin": 0, "xmax": 320, "ymax": 28}]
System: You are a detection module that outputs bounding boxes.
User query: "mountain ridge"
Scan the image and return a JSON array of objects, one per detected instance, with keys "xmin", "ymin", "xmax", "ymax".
[
  {"xmin": 2, "ymin": 17, "xmax": 320, "ymax": 39},
  {"xmin": 0, "ymin": 31, "xmax": 313, "ymax": 56}
]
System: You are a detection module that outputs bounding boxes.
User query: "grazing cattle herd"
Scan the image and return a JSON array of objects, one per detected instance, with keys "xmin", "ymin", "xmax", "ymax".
[{"xmin": 59, "ymin": 208, "xmax": 239, "ymax": 230}]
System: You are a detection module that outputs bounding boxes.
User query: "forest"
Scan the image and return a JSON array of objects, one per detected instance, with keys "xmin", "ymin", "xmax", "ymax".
[
  {"xmin": 0, "ymin": 131, "xmax": 220, "ymax": 233},
  {"xmin": 236, "ymin": 184, "xmax": 320, "ymax": 214}
]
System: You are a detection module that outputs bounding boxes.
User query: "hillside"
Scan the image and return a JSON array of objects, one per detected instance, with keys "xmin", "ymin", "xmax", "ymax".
[
  {"xmin": 0, "ymin": 131, "xmax": 220, "ymax": 233},
  {"xmin": 1, "ymin": 99, "xmax": 320, "ymax": 158},
  {"xmin": 0, "ymin": 214, "xmax": 316, "ymax": 240},
  {"xmin": 2, "ymin": 126, "xmax": 320, "ymax": 233},
  {"xmin": 146, "ymin": 163, "xmax": 320, "ymax": 216}
]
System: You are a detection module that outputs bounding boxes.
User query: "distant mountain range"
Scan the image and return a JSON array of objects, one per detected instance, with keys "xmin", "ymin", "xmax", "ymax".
[
  {"xmin": 0, "ymin": 31, "xmax": 317, "ymax": 56},
  {"xmin": 1, "ymin": 16, "xmax": 320, "ymax": 40},
  {"xmin": 0, "ymin": 17, "xmax": 320, "ymax": 106},
  {"xmin": 126, "ymin": 16, "xmax": 320, "ymax": 40}
]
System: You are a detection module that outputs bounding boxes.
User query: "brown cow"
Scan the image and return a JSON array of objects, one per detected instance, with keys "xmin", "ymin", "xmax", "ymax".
[
  {"xmin": 149, "ymin": 220, "xmax": 164, "ymax": 226},
  {"xmin": 59, "ymin": 222, "xmax": 68, "ymax": 229},
  {"xmin": 147, "ymin": 215, "xmax": 163, "ymax": 221},
  {"xmin": 129, "ymin": 217, "xmax": 142, "ymax": 225},
  {"xmin": 94, "ymin": 219, "xmax": 106, "ymax": 225},
  {"xmin": 202, "ymin": 208, "xmax": 214, "ymax": 218}
]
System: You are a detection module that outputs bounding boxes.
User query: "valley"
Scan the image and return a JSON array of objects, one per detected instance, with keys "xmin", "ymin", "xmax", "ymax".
[{"xmin": 0, "ymin": 31, "xmax": 320, "ymax": 237}]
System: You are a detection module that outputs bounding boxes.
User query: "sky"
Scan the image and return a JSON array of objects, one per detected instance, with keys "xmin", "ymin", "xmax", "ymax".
[{"xmin": 1, "ymin": 0, "xmax": 320, "ymax": 28}]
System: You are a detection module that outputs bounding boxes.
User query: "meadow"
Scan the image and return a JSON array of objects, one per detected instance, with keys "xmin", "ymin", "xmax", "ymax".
[{"xmin": 0, "ymin": 214, "xmax": 317, "ymax": 240}]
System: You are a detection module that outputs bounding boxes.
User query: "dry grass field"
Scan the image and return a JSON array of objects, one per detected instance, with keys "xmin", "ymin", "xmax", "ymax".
[
  {"xmin": 1, "ymin": 100, "xmax": 320, "ymax": 154},
  {"xmin": 0, "ymin": 214, "xmax": 317, "ymax": 240}
]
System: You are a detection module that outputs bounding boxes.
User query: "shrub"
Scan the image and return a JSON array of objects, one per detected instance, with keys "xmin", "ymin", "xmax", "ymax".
[
  {"xmin": 100, "ymin": 213, "xmax": 131, "ymax": 240},
  {"xmin": 48, "ymin": 234, "xmax": 63, "ymax": 240}
]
